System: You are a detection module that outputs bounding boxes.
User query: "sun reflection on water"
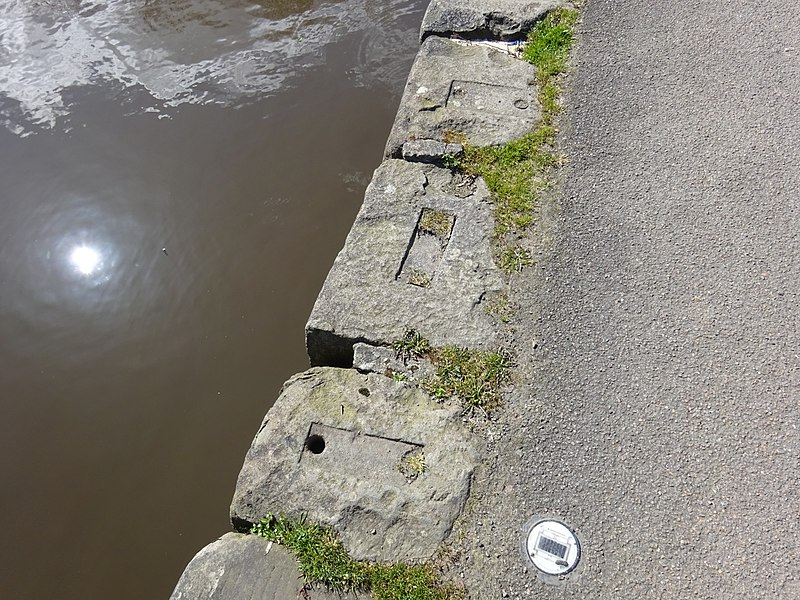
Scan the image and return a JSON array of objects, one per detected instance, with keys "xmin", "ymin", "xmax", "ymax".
[{"xmin": 69, "ymin": 245, "xmax": 101, "ymax": 275}]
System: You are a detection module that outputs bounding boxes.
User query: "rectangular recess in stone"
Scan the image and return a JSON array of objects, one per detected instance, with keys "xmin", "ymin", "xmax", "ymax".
[
  {"xmin": 305, "ymin": 160, "xmax": 504, "ymax": 368},
  {"xmin": 396, "ymin": 208, "xmax": 456, "ymax": 288},
  {"xmin": 230, "ymin": 367, "xmax": 482, "ymax": 563},
  {"xmin": 384, "ymin": 37, "xmax": 540, "ymax": 159},
  {"xmin": 446, "ymin": 80, "xmax": 531, "ymax": 115},
  {"xmin": 301, "ymin": 423, "xmax": 421, "ymax": 475}
]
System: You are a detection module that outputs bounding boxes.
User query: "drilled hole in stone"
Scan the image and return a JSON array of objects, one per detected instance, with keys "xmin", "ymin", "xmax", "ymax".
[
  {"xmin": 305, "ymin": 434, "xmax": 326, "ymax": 454},
  {"xmin": 359, "ymin": 387, "xmax": 371, "ymax": 397}
]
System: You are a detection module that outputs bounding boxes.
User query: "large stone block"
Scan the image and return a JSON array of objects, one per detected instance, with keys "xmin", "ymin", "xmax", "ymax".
[
  {"xmin": 171, "ymin": 533, "xmax": 365, "ymax": 600},
  {"xmin": 384, "ymin": 36, "xmax": 540, "ymax": 159},
  {"xmin": 306, "ymin": 159, "xmax": 503, "ymax": 368},
  {"xmin": 230, "ymin": 367, "xmax": 481, "ymax": 563},
  {"xmin": 420, "ymin": 0, "xmax": 566, "ymax": 41}
]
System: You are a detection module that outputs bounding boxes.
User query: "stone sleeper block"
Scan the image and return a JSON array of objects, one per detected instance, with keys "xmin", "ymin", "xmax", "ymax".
[
  {"xmin": 306, "ymin": 159, "xmax": 503, "ymax": 368},
  {"xmin": 230, "ymin": 367, "xmax": 481, "ymax": 563},
  {"xmin": 170, "ymin": 533, "xmax": 301, "ymax": 600},
  {"xmin": 385, "ymin": 36, "xmax": 540, "ymax": 159},
  {"xmin": 171, "ymin": 533, "xmax": 366, "ymax": 600},
  {"xmin": 420, "ymin": 0, "xmax": 568, "ymax": 41}
]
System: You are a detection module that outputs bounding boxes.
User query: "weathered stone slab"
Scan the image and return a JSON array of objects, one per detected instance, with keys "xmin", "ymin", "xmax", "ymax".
[
  {"xmin": 385, "ymin": 37, "xmax": 540, "ymax": 159},
  {"xmin": 306, "ymin": 159, "xmax": 503, "ymax": 368},
  {"xmin": 230, "ymin": 367, "xmax": 480, "ymax": 563},
  {"xmin": 420, "ymin": 0, "xmax": 566, "ymax": 41},
  {"xmin": 171, "ymin": 533, "xmax": 366, "ymax": 600}
]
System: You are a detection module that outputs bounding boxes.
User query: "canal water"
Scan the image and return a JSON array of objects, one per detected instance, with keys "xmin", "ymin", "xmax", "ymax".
[{"xmin": 0, "ymin": 0, "xmax": 427, "ymax": 597}]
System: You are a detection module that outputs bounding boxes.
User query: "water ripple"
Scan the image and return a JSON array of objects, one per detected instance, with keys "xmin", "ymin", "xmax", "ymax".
[{"xmin": 0, "ymin": 0, "xmax": 426, "ymax": 135}]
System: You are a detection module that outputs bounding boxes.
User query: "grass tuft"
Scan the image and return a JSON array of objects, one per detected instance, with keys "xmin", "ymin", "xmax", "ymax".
[
  {"xmin": 484, "ymin": 292, "xmax": 514, "ymax": 324},
  {"xmin": 399, "ymin": 451, "xmax": 427, "ymax": 478},
  {"xmin": 498, "ymin": 244, "xmax": 533, "ymax": 273},
  {"xmin": 251, "ymin": 515, "xmax": 462, "ymax": 600},
  {"xmin": 392, "ymin": 331, "xmax": 512, "ymax": 411},
  {"xmin": 523, "ymin": 8, "xmax": 579, "ymax": 83},
  {"xmin": 418, "ymin": 208, "xmax": 454, "ymax": 241},
  {"xmin": 370, "ymin": 563, "xmax": 457, "ymax": 600},
  {"xmin": 393, "ymin": 329, "xmax": 433, "ymax": 360},
  {"xmin": 423, "ymin": 346, "xmax": 511, "ymax": 411},
  {"xmin": 251, "ymin": 514, "xmax": 370, "ymax": 592},
  {"xmin": 447, "ymin": 8, "xmax": 578, "ymax": 273}
]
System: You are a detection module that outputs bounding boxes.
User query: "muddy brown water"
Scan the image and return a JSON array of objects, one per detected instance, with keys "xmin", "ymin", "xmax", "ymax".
[{"xmin": 0, "ymin": 1, "xmax": 427, "ymax": 597}]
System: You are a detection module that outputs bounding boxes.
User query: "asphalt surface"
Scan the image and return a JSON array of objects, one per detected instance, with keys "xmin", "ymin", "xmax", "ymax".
[{"xmin": 447, "ymin": 1, "xmax": 800, "ymax": 597}]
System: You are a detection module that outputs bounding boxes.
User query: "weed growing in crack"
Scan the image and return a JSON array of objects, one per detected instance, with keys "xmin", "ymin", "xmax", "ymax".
[
  {"xmin": 251, "ymin": 514, "xmax": 369, "ymax": 591},
  {"xmin": 445, "ymin": 8, "xmax": 578, "ymax": 274},
  {"xmin": 524, "ymin": 8, "xmax": 579, "ymax": 87},
  {"xmin": 392, "ymin": 332, "xmax": 512, "ymax": 411},
  {"xmin": 441, "ymin": 129, "xmax": 467, "ymax": 145},
  {"xmin": 484, "ymin": 292, "xmax": 514, "ymax": 324},
  {"xmin": 393, "ymin": 329, "xmax": 433, "ymax": 360},
  {"xmin": 408, "ymin": 269, "xmax": 433, "ymax": 288},
  {"xmin": 399, "ymin": 451, "xmax": 427, "ymax": 478},
  {"xmin": 498, "ymin": 245, "xmax": 533, "ymax": 272},
  {"xmin": 423, "ymin": 346, "xmax": 511, "ymax": 412},
  {"xmin": 250, "ymin": 514, "xmax": 462, "ymax": 600},
  {"xmin": 419, "ymin": 208, "xmax": 454, "ymax": 242}
]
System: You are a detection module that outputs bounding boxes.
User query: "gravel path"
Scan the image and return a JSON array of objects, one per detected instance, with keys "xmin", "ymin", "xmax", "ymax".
[{"xmin": 447, "ymin": 1, "xmax": 800, "ymax": 597}]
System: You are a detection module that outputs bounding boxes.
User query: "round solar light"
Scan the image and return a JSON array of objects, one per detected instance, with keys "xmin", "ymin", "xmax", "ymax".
[{"xmin": 524, "ymin": 519, "xmax": 581, "ymax": 576}]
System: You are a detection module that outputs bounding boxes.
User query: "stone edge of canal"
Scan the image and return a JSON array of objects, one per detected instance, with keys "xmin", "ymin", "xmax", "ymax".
[{"xmin": 169, "ymin": 1, "xmax": 575, "ymax": 597}]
